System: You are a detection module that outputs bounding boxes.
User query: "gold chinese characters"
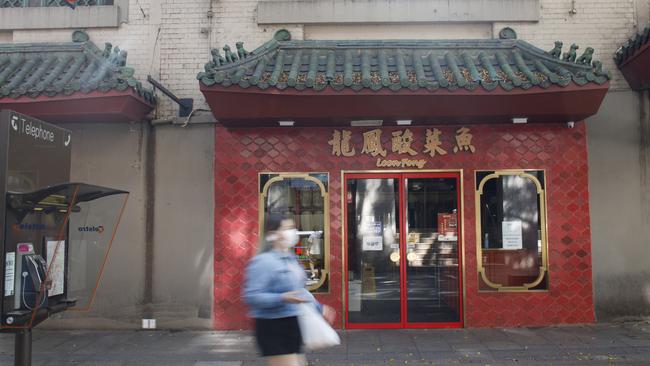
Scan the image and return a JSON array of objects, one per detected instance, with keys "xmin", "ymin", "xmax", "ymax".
[
  {"xmin": 361, "ymin": 129, "xmax": 387, "ymax": 157},
  {"xmin": 391, "ymin": 129, "xmax": 417, "ymax": 156},
  {"xmin": 453, "ymin": 127, "xmax": 476, "ymax": 153},
  {"xmin": 328, "ymin": 127, "xmax": 476, "ymax": 160},
  {"xmin": 328, "ymin": 130, "xmax": 355, "ymax": 157},
  {"xmin": 424, "ymin": 128, "xmax": 447, "ymax": 157}
]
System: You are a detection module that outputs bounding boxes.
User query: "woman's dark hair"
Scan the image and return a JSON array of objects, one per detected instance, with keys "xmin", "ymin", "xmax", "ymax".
[
  {"xmin": 259, "ymin": 213, "xmax": 291, "ymax": 253},
  {"xmin": 264, "ymin": 213, "xmax": 287, "ymax": 233}
]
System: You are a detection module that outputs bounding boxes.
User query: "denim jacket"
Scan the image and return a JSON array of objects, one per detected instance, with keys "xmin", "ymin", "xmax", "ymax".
[{"xmin": 242, "ymin": 249, "xmax": 320, "ymax": 319}]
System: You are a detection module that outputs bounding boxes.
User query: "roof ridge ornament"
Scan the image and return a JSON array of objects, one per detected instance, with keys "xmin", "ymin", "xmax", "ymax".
[
  {"xmin": 236, "ymin": 42, "xmax": 250, "ymax": 59},
  {"xmin": 223, "ymin": 45, "xmax": 238, "ymax": 63},
  {"xmin": 71, "ymin": 30, "xmax": 89, "ymax": 43},
  {"xmin": 562, "ymin": 44, "xmax": 579, "ymax": 62},
  {"xmin": 576, "ymin": 47, "xmax": 594, "ymax": 65},
  {"xmin": 197, "ymin": 32, "xmax": 610, "ymax": 92},
  {"xmin": 548, "ymin": 41, "xmax": 563, "ymax": 59},
  {"xmin": 274, "ymin": 29, "xmax": 292, "ymax": 42},
  {"xmin": 102, "ymin": 43, "xmax": 112, "ymax": 58},
  {"xmin": 498, "ymin": 27, "xmax": 517, "ymax": 40},
  {"xmin": 614, "ymin": 25, "xmax": 650, "ymax": 66}
]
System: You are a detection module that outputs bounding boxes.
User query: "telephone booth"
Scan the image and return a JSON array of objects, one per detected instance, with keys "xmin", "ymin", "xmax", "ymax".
[{"xmin": 0, "ymin": 110, "xmax": 128, "ymax": 365}]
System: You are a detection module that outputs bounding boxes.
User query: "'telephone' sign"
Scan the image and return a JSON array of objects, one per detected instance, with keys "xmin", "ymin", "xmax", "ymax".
[
  {"xmin": 10, "ymin": 113, "xmax": 70, "ymax": 146},
  {"xmin": 2, "ymin": 110, "xmax": 72, "ymax": 193}
]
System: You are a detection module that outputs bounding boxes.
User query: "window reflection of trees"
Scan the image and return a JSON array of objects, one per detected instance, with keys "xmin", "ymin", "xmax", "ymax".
[
  {"xmin": 347, "ymin": 178, "xmax": 401, "ymax": 322},
  {"xmin": 477, "ymin": 171, "xmax": 547, "ymax": 291},
  {"xmin": 354, "ymin": 179, "xmax": 398, "ymax": 274}
]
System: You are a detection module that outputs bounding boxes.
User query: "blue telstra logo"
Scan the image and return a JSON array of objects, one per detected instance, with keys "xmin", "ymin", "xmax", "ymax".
[{"xmin": 11, "ymin": 223, "xmax": 48, "ymax": 232}]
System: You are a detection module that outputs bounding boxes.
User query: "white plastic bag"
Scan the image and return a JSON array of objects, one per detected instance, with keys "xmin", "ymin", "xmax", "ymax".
[{"xmin": 297, "ymin": 303, "xmax": 340, "ymax": 350}]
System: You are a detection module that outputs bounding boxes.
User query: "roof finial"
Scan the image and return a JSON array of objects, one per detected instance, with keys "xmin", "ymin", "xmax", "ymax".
[
  {"xmin": 562, "ymin": 44, "xmax": 579, "ymax": 62},
  {"xmin": 498, "ymin": 27, "xmax": 517, "ymax": 40},
  {"xmin": 274, "ymin": 29, "xmax": 291, "ymax": 42},
  {"xmin": 72, "ymin": 30, "xmax": 90, "ymax": 43},
  {"xmin": 576, "ymin": 47, "xmax": 594, "ymax": 65},
  {"xmin": 548, "ymin": 41, "xmax": 563, "ymax": 58}
]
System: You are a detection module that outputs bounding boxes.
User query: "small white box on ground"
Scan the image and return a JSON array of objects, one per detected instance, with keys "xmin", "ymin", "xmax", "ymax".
[{"xmin": 142, "ymin": 319, "xmax": 157, "ymax": 329}]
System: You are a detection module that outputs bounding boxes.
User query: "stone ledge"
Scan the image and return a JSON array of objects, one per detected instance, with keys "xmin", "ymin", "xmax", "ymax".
[
  {"xmin": 0, "ymin": 5, "xmax": 120, "ymax": 30},
  {"xmin": 258, "ymin": 0, "xmax": 540, "ymax": 24}
]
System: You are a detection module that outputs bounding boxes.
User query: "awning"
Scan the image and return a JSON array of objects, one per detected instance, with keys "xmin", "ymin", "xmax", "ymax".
[
  {"xmin": 198, "ymin": 29, "xmax": 610, "ymax": 127},
  {"xmin": 0, "ymin": 31, "xmax": 155, "ymax": 123},
  {"xmin": 615, "ymin": 25, "xmax": 650, "ymax": 91}
]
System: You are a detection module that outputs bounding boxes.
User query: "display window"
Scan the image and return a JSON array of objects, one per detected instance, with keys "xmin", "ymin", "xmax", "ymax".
[
  {"xmin": 259, "ymin": 173, "xmax": 329, "ymax": 292},
  {"xmin": 475, "ymin": 170, "xmax": 548, "ymax": 291}
]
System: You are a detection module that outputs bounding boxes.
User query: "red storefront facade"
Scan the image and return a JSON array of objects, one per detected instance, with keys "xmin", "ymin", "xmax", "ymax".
[
  {"xmin": 204, "ymin": 30, "xmax": 607, "ymax": 330},
  {"xmin": 214, "ymin": 123, "xmax": 594, "ymax": 329}
]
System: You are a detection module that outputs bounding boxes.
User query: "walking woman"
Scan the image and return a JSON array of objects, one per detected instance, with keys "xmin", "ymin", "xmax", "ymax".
[{"xmin": 243, "ymin": 214, "xmax": 335, "ymax": 366}]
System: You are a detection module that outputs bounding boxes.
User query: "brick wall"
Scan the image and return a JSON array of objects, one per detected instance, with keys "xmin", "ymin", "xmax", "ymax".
[{"xmin": 494, "ymin": 0, "xmax": 641, "ymax": 90}]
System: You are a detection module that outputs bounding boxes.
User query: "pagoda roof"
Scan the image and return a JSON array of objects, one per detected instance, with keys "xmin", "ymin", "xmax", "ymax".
[
  {"xmin": 0, "ymin": 31, "xmax": 155, "ymax": 123},
  {"xmin": 615, "ymin": 25, "xmax": 650, "ymax": 91},
  {"xmin": 198, "ymin": 29, "xmax": 610, "ymax": 127},
  {"xmin": 198, "ymin": 29, "xmax": 609, "ymax": 93}
]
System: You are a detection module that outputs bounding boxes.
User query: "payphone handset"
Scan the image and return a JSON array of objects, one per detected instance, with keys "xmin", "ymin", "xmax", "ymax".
[{"xmin": 13, "ymin": 243, "xmax": 49, "ymax": 311}]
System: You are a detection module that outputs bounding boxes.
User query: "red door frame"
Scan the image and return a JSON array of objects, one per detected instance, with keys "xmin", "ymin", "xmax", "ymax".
[{"xmin": 343, "ymin": 172, "xmax": 463, "ymax": 329}]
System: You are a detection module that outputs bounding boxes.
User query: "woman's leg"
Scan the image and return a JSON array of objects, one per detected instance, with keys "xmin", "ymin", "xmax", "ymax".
[{"xmin": 265, "ymin": 353, "xmax": 306, "ymax": 366}]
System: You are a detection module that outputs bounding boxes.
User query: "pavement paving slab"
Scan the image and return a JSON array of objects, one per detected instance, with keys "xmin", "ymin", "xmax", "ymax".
[{"xmin": 0, "ymin": 321, "xmax": 648, "ymax": 365}]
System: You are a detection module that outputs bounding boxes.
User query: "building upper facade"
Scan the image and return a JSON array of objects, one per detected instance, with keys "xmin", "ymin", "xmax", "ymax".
[
  {"xmin": 0, "ymin": 0, "xmax": 647, "ymax": 120},
  {"xmin": 0, "ymin": 0, "xmax": 129, "ymax": 30}
]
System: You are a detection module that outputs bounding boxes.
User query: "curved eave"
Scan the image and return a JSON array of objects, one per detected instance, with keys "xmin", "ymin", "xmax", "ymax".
[
  {"xmin": 200, "ymin": 82, "xmax": 610, "ymax": 127},
  {"xmin": 0, "ymin": 89, "xmax": 154, "ymax": 123},
  {"xmin": 618, "ymin": 42, "xmax": 650, "ymax": 90}
]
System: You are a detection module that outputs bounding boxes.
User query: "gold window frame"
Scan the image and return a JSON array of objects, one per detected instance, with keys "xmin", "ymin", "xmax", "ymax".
[
  {"xmin": 475, "ymin": 170, "xmax": 549, "ymax": 292},
  {"xmin": 259, "ymin": 172, "xmax": 330, "ymax": 293}
]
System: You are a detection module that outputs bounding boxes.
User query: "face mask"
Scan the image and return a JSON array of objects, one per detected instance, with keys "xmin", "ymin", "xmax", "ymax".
[{"xmin": 279, "ymin": 228, "xmax": 299, "ymax": 249}]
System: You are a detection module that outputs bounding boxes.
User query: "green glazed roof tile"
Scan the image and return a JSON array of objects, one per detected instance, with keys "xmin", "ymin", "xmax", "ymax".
[
  {"xmin": 0, "ymin": 30, "xmax": 156, "ymax": 104},
  {"xmin": 200, "ymin": 30, "xmax": 610, "ymax": 92},
  {"xmin": 615, "ymin": 25, "xmax": 650, "ymax": 66}
]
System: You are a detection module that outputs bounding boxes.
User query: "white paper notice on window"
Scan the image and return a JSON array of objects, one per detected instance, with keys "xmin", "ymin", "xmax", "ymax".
[
  {"xmin": 502, "ymin": 221, "xmax": 523, "ymax": 249},
  {"xmin": 46, "ymin": 240, "xmax": 65, "ymax": 297},
  {"xmin": 4, "ymin": 252, "xmax": 15, "ymax": 297},
  {"xmin": 362, "ymin": 236, "xmax": 383, "ymax": 251}
]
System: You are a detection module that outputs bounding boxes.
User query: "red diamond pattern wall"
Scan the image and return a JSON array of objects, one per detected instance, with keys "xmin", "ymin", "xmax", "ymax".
[{"xmin": 214, "ymin": 123, "xmax": 594, "ymax": 329}]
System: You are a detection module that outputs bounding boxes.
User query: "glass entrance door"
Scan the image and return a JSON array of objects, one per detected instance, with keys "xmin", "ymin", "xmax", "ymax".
[
  {"xmin": 404, "ymin": 173, "xmax": 462, "ymax": 326},
  {"xmin": 345, "ymin": 172, "xmax": 462, "ymax": 329}
]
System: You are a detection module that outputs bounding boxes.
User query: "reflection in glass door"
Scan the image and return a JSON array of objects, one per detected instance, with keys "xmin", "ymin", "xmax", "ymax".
[
  {"xmin": 345, "ymin": 172, "xmax": 462, "ymax": 329},
  {"xmin": 345, "ymin": 176, "xmax": 401, "ymax": 325},
  {"xmin": 405, "ymin": 175, "xmax": 461, "ymax": 325}
]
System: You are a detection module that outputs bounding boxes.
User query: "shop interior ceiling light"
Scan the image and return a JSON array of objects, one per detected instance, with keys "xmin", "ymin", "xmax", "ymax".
[
  {"xmin": 278, "ymin": 120, "xmax": 295, "ymax": 126},
  {"xmin": 512, "ymin": 117, "xmax": 528, "ymax": 124},
  {"xmin": 350, "ymin": 120, "xmax": 383, "ymax": 127},
  {"xmin": 396, "ymin": 120, "xmax": 412, "ymax": 125}
]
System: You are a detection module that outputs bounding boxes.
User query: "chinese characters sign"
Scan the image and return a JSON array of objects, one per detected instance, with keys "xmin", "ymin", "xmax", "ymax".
[
  {"xmin": 328, "ymin": 127, "xmax": 476, "ymax": 168},
  {"xmin": 329, "ymin": 130, "xmax": 355, "ymax": 157}
]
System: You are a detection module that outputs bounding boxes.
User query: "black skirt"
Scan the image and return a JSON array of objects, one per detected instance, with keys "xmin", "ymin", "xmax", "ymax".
[{"xmin": 255, "ymin": 317, "xmax": 303, "ymax": 356}]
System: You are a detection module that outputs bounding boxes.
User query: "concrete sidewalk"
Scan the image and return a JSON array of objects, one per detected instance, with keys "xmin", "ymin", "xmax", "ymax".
[{"xmin": 1, "ymin": 322, "xmax": 649, "ymax": 365}]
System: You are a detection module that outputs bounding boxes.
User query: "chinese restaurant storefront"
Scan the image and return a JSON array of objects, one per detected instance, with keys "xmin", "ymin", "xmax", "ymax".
[{"xmin": 200, "ymin": 29, "xmax": 610, "ymax": 330}]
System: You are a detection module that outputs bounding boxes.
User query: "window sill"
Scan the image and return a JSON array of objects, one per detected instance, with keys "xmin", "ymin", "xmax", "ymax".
[
  {"xmin": 0, "ymin": 5, "xmax": 121, "ymax": 30},
  {"xmin": 258, "ymin": 0, "xmax": 540, "ymax": 24}
]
